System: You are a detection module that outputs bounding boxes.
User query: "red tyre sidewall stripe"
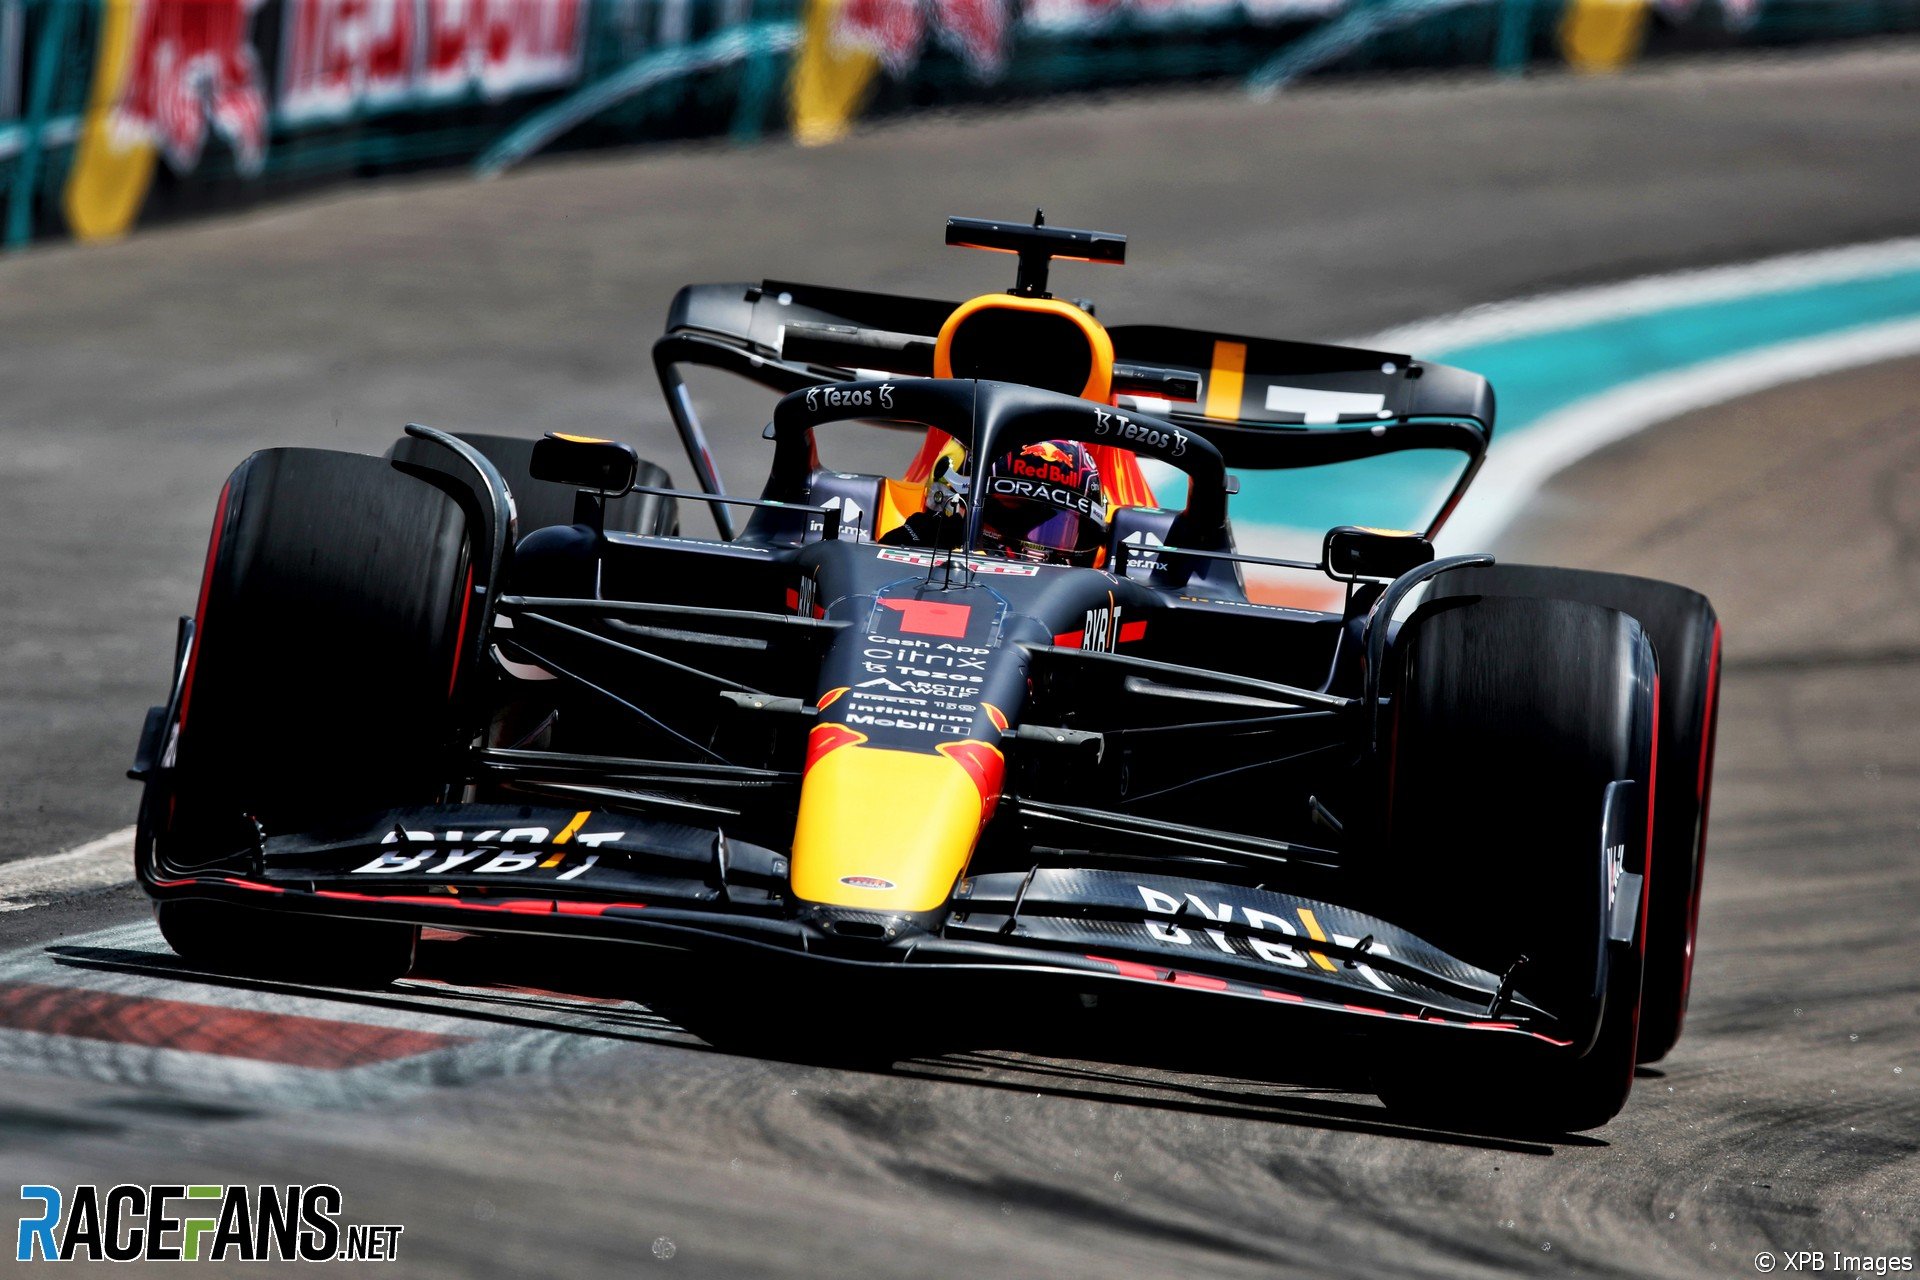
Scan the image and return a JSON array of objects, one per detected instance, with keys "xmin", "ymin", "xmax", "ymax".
[
  {"xmin": 175, "ymin": 478, "xmax": 234, "ymax": 747},
  {"xmin": 446, "ymin": 560, "xmax": 475, "ymax": 700},
  {"xmin": 1696, "ymin": 620, "xmax": 1722, "ymax": 803},
  {"xmin": 1625, "ymin": 668, "xmax": 1660, "ymax": 1082},
  {"xmin": 1643, "ymin": 669, "xmax": 1659, "ymax": 962},
  {"xmin": 1677, "ymin": 619, "xmax": 1723, "ymax": 1019}
]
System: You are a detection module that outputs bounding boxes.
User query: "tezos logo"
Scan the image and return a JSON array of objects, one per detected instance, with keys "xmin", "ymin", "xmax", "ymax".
[
  {"xmin": 1093, "ymin": 407, "xmax": 1187, "ymax": 456},
  {"xmin": 17, "ymin": 1184, "xmax": 404, "ymax": 1263},
  {"xmin": 805, "ymin": 383, "xmax": 895, "ymax": 413}
]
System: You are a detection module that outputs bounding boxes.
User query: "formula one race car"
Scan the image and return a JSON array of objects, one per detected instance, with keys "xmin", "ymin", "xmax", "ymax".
[{"xmin": 131, "ymin": 215, "xmax": 1721, "ymax": 1132}]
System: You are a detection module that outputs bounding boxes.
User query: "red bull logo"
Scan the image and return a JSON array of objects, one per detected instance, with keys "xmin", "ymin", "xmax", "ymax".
[
  {"xmin": 834, "ymin": 0, "xmax": 1008, "ymax": 77},
  {"xmin": 62, "ymin": 0, "xmax": 588, "ymax": 241},
  {"xmin": 64, "ymin": 0, "xmax": 270, "ymax": 239},
  {"xmin": 1004, "ymin": 440, "xmax": 1090, "ymax": 489},
  {"xmin": 116, "ymin": 0, "xmax": 269, "ymax": 176}
]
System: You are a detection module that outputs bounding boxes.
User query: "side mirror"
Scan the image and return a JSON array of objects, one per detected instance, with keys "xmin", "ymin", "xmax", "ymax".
[
  {"xmin": 1323, "ymin": 525, "xmax": 1434, "ymax": 583},
  {"xmin": 530, "ymin": 433, "xmax": 639, "ymax": 496}
]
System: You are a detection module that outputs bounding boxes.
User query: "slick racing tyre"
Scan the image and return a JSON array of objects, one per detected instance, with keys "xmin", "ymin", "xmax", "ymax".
[
  {"xmin": 157, "ymin": 447, "xmax": 474, "ymax": 985},
  {"xmin": 447, "ymin": 432, "xmax": 678, "ymax": 538},
  {"xmin": 1373, "ymin": 595, "xmax": 1658, "ymax": 1133},
  {"xmin": 1432, "ymin": 565, "xmax": 1721, "ymax": 1064}
]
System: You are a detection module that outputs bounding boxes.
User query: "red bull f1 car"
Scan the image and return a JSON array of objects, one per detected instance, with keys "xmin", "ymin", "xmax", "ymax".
[{"xmin": 131, "ymin": 215, "xmax": 1721, "ymax": 1132}]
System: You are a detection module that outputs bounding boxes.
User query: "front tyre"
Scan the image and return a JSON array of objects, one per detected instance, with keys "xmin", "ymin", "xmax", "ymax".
[
  {"xmin": 150, "ymin": 448, "xmax": 472, "ymax": 984},
  {"xmin": 1431, "ymin": 564, "xmax": 1721, "ymax": 1063},
  {"xmin": 1372, "ymin": 595, "xmax": 1657, "ymax": 1133}
]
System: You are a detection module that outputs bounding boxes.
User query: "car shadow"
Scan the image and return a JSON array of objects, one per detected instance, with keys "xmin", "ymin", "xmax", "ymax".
[{"xmin": 44, "ymin": 931, "xmax": 1606, "ymax": 1153}]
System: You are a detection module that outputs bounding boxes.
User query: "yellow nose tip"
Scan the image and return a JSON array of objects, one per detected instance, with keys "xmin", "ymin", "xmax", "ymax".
[{"xmin": 790, "ymin": 743, "xmax": 998, "ymax": 912}]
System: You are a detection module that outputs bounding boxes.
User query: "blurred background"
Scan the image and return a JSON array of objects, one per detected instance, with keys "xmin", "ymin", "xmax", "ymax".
[
  {"xmin": 4, "ymin": 0, "xmax": 1918, "ymax": 249},
  {"xmin": 1, "ymin": 4, "xmax": 1917, "ymax": 1276}
]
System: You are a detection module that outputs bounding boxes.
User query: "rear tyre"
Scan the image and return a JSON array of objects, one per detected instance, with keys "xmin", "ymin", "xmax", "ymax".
[
  {"xmin": 1433, "ymin": 565, "xmax": 1720, "ymax": 1063},
  {"xmin": 1372, "ymin": 595, "xmax": 1657, "ymax": 1133},
  {"xmin": 447, "ymin": 433, "xmax": 678, "ymax": 537},
  {"xmin": 157, "ymin": 448, "xmax": 472, "ymax": 984}
]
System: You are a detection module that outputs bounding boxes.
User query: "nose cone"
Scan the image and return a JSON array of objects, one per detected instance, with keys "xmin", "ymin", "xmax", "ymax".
[{"xmin": 790, "ymin": 730, "xmax": 1003, "ymax": 913}]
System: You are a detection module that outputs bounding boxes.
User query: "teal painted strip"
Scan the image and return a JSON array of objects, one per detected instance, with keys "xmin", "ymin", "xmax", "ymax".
[
  {"xmin": 1448, "ymin": 267, "xmax": 1920, "ymax": 431},
  {"xmin": 1247, "ymin": 0, "xmax": 1491, "ymax": 97},
  {"xmin": 1228, "ymin": 263, "xmax": 1920, "ymax": 537},
  {"xmin": 5, "ymin": 0, "xmax": 78, "ymax": 251},
  {"xmin": 0, "ymin": 114, "xmax": 81, "ymax": 160},
  {"xmin": 474, "ymin": 22, "xmax": 799, "ymax": 179}
]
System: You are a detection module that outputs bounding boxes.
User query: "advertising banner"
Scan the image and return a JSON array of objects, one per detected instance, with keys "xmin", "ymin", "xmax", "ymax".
[{"xmin": 4, "ymin": 0, "xmax": 1915, "ymax": 247}]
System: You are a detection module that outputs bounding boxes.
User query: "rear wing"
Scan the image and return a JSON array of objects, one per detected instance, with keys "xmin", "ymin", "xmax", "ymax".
[{"xmin": 653, "ymin": 280, "xmax": 1494, "ymax": 535}]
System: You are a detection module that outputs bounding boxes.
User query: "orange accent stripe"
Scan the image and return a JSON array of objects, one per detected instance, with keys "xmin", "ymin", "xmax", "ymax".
[
  {"xmin": 540, "ymin": 810, "xmax": 592, "ymax": 866},
  {"xmin": 815, "ymin": 686, "xmax": 850, "ymax": 712},
  {"xmin": 1296, "ymin": 907, "xmax": 1338, "ymax": 972},
  {"xmin": 1203, "ymin": 340, "xmax": 1247, "ymax": 421}
]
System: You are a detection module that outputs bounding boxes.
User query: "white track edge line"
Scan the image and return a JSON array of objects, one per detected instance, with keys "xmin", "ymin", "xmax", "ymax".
[
  {"xmin": 0, "ymin": 824, "xmax": 138, "ymax": 911},
  {"xmin": 1435, "ymin": 315, "xmax": 1920, "ymax": 553}
]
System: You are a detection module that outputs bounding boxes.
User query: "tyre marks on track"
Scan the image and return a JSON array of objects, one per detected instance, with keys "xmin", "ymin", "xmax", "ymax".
[{"xmin": 0, "ymin": 919, "xmax": 702, "ymax": 1109}]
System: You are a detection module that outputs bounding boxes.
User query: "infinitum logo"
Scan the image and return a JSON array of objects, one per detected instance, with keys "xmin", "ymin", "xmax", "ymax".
[{"xmin": 16, "ymin": 1184, "xmax": 404, "ymax": 1262}]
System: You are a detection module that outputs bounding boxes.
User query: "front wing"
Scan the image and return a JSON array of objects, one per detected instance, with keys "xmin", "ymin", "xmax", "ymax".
[{"xmin": 140, "ymin": 803, "xmax": 1574, "ymax": 1051}]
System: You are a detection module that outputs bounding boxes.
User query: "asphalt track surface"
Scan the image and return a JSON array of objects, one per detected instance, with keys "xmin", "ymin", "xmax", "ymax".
[{"xmin": 1, "ymin": 42, "xmax": 1917, "ymax": 1278}]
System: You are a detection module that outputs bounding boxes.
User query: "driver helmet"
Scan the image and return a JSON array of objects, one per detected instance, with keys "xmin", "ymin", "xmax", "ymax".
[{"xmin": 980, "ymin": 440, "xmax": 1106, "ymax": 567}]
